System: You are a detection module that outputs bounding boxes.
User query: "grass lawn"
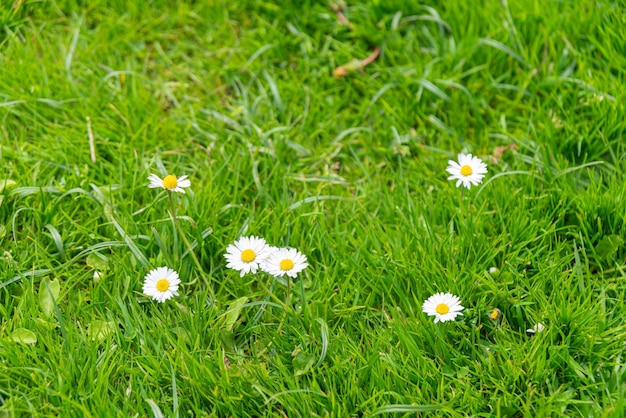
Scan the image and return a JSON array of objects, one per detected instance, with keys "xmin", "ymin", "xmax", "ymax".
[{"xmin": 1, "ymin": 0, "xmax": 626, "ymax": 416}]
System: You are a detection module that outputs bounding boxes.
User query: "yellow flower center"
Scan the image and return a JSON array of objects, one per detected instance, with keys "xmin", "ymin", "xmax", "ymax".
[
  {"xmin": 241, "ymin": 249, "xmax": 256, "ymax": 263},
  {"xmin": 490, "ymin": 309, "xmax": 500, "ymax": 320},
  {"xmin": 460, "ymin": 165, "xmax": 473, "ymax": 176},
  {"xmin": 435, "ymin": 303, "xmax": 450, "ymax": 315},
  {"xmin": 279, "ymin": 259, "xmax": 294, "ymax": 271},
  {"xmin": 163, "ymin": 175, "xmax": 178, "ymax": 189},
  {"xmin": 156, "ymin": 279, "xmax": 170, "ymax": 292}
]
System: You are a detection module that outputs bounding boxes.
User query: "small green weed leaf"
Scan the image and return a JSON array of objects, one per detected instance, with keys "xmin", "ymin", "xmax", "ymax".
[
  {"xmin": 595, "ymin": 235, "xmax": 622, "ymax": 261},
  {"xmin": 172, "ymin": 326, "xmax": 189, "ymax": 343},
  {"xmin": 88, "ymin": 320, "xmax": 117, "ymax": 341},
  {"xmin": 293, "ymin": 350, "xmax": 315, "ymax": 376},
  {"xmin": 0, "ymin": 224, "xmax": 5, "ymax": 239},
  {"xmin": 314, "ymin": 318, "xmax": 329, "ymax": 368},
  {"xmin": 220, "ymin": 330, "xmax": 237, "ymax": 353},
  {"xmin": 308, "ymin": 301, "xmax": 328, "ymax": 320},
  {"xmin": 38, "ymin": 277, "xmax": 61, "ymax": 316},
  {"xmin": 8, "ymin": 328, "xmax": 37, "ymax": 345},
  {"xmin": 34, "ymin": 317, "xmax": 57, "ymax": 330},
  {"xmin": 499, "ymin": 405, "xmax": 519, "ymax": 416},
  {"xmin": 86, "ymin": 253, "xmax": 109, "ymax": 271},
  {"xmin": 0, "ymin": 179, "xmax": 17, "ymax": 194},
  {"xmin": 221, "ymin": 297, "xmax": 249, "ymax": 332}
]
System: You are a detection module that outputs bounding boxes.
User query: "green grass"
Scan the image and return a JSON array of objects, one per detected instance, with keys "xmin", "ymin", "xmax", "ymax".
[{"xmin": 1, "ymin": 0, "xmax": 626, "ymax": 416}]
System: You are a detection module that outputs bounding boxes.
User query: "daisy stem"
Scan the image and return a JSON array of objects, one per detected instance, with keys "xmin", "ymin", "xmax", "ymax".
[
  {"xmin": 459, "ymin": 188, "xmax": 467, "ymax": 227},
  {"xmin": 256, "ymin": 277, "xmax": 291, "ymax": 334},
  {"xmin": 168, "ymin": 192, "xmax": 214, "ymax": 298},
  {"xmin": 277, "ymin": 278, "xmax": 292, "ymax": 335},
  {"xmin": 455, "ymin": 188, "xmax": 465, "ymax": 230},
  {"xmin": 434, "ymin": 323, "xmax": 446, "ymax": 359},
  {"xmin": 299, "ymin": 275, "xmax": 307, "ymax": 319},
  {"xmin": 255, "ymin": 277, "xmax": 287, "ymax": 310}
]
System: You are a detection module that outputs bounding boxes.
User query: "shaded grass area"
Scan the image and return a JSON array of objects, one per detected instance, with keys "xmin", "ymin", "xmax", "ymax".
[{"xmin": 1, "ymin": 0, "xmax": 626, "ymax": 416}]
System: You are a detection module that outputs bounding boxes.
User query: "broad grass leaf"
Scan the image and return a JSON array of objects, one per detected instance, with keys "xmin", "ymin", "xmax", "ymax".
[
  {"xmin": 35, "ymin": 317, "xmax": 57, "ymax": 330},
  {"xmin": 595, "ymin": 235, "xmax": 622, "ymax": 261},
  {"xmin": 293, "ymin": 350, "xmax": 315, "ymax": 376},
  {"xmin": 8, "ymin": 328, "xmax": 37, "ymax": 345},
  {"xmin": 38, "ymin": 277, "xmax": 61, "ymax": 316},
  {"xmin": 221, "ymin": 297, "xmax": 249, "ymax": 332},
  {"xmin": 86, "ymin": 253, "xmax": 109, "ymax": 271},
  {"xmin": 144, "ymin": 399, "xmax": 164, "ymax": 418},
  {"xmin": 314, "ymin": 318, "xmax": 329, "ymax": 368}
]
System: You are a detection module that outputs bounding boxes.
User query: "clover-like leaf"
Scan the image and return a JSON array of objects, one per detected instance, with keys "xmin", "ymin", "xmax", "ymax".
[
  {"xmin": 88, "ymin": 320, "xmax": 117, "ymax": 341},
  {"xmin": 8, "ymin": 328, "xmax": 37, "ymax": 345},
  {"xmin": 38, "ymin": 277, "xmax": 61, "ymax": 317}
]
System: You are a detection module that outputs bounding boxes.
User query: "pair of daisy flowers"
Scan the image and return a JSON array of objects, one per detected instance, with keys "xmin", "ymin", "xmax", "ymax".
[
  {"xmin": 141, "ymin": 173, "xmax": 189, "ymax": 303},
  {"xmin": 424, "ymin": 154, "xmax": 485, "ymax": 319},
  {"xmin": 146, "ymin": 153, "xmax": 488, "ymax": 195},
  {"xmin": 140, "ymin": 264, "xmax": 463, "ymax": 326},
  {"xmin": 141, "ymin": 271, "xmax": 519, "ymax": 329},
  {"xmin": 224, "ymin": 236, "xmax": 308, "ymax": 279},
  {"xmin": 141, "ymin": 267, "xmax": 465, "ymax": 325}
]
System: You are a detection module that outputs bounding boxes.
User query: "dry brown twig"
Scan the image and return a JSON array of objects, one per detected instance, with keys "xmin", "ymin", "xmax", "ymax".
[
  {"xmin": 329, "ymin": 2, "xmax": 381, "ymax": 77},
  {"xmin": 488, "ymin": 144, "xmax": 519, "ymax": 163},
  {"xmin": 330, "ymin": 1, "xmax": 353, "ymax": 30},
  {"xmin": 333, "ymin": 47, "xmax": 380, "ymax": 77}
]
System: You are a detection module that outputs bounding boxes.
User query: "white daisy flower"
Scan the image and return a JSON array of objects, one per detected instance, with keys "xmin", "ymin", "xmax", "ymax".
[
  {"xmin": 142, "ymin": 267, "xmax": 180, "ymax": 303},
  {"xmin": 224, "ymin": 236, "xmax": 270, "ymax": 277},
  {"xmin": 262, "ymin": 247, "xmax": 308, "ymax": 279},
  {"xmin": 264, "ymin": 246, "xmax": 278, "ymax": 259},
  {"xmin": 422, "ymin": 292, "xmax": 464, "ymax": 323},
  {"xmin": 147, "ymin": 174, "xmax": 191, "ymax": 193},
  {"xmin": 446, "ymin": 153, "xmax": 488, "ymax": 189}
]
